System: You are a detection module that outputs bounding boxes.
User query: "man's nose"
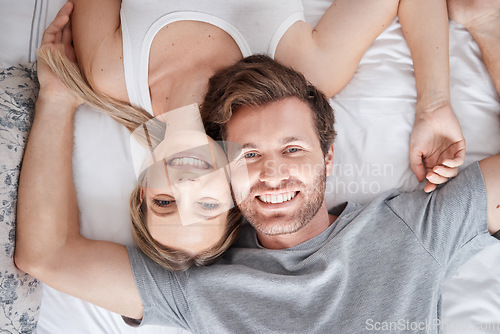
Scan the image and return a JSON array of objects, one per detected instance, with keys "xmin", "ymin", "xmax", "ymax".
[{"xmin": 258, "ymin": 156, "xmax": 290, "ymax": 187}]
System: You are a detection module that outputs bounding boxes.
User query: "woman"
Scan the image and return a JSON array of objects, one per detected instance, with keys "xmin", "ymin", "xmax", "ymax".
[
  {"xmin": 129, "ymin": 104, "xmax": 242, "ymax": 270},
  {"xmin": 39, "ymin": 0, "xmax": 465, "ymax": 268}
]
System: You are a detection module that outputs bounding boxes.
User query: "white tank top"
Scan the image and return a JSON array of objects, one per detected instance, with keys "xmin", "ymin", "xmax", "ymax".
[{"xmin": 120, "ymin": 0, "xmax": 305, "ymax": 115}]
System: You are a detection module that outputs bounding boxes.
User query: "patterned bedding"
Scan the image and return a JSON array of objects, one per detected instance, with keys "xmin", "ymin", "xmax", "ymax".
[{"xmin": 0, "ymin": 64, "xmax": 40, "ymax": 333}]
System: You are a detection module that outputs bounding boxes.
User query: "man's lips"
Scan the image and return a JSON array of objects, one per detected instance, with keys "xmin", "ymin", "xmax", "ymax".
[{"xmin": 256, "ymin": 191, "xmax": 299, "ymax": 204}]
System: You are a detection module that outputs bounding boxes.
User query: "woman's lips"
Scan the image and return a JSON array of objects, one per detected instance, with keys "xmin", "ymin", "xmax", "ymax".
[
  {"xmin": 168, "ymin": 156, "xmax": 211, "ymax": 169},
  {"xmin": 166, "ymin": 150, "xmax": 214, "ymax": 170}
]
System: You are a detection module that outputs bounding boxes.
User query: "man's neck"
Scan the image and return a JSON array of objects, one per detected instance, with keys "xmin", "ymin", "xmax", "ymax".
[{"xmin": 256, "ymin": 202, "xmax": 337, "ymax": 249}]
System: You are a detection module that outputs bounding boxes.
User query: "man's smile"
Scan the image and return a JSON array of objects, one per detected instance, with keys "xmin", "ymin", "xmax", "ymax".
[{"xmin": 256, "ymin": 191, "xmax": 299, "ymax": 204}]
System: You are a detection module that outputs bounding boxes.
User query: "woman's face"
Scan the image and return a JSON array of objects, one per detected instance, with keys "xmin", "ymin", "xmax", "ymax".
[
  {"xmin": 143, "ymin": 151, "xmax": 233, "ymax": 255},
  {"xmin": 140, "ymin": 105, "xmax": 234, "ymax": 255}
]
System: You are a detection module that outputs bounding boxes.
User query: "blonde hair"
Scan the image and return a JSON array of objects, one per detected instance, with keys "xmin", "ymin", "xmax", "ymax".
[
  {"xmin": 37, "ymin": 46, "xmax": 152, "ymax": 132},
  {"xmin": 129, "ymin": 182, "xmax": 242, "ymax": 271}
]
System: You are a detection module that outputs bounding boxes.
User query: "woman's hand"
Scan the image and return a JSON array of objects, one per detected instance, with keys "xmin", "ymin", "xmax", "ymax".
[
  {"xmin": 409, "ymin": 104, "xmax": 466, "ymax": 193},
  {"xmin": 37, "ymin": 2, "xmax": 82, "ymax": 109}
]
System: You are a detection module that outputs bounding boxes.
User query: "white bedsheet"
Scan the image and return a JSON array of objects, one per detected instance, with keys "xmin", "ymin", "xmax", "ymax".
[{"xmin": 1, "ymin": 0, "xmax": 499, "ymax": 333}]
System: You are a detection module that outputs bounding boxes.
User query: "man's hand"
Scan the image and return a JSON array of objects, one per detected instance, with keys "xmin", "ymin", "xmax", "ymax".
[
  {"xmin": 37, "ymin": 1, "xmax": 82, "ymax": 109},
  {"xmin": 409, "ymin": 104, "xmax": 466, "ymax": 193}
]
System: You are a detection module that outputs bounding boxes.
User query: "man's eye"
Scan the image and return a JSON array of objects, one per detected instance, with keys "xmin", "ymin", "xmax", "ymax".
[
  {"xmin": 286, "ymin": 147, "xmax": 300, "ymax": 153},
  {"xmin": 153, "ymin": 199, "xmax": 174, "ymax": 207},
  {"xmin": 244, "ymin": 152, "xmax": 258, "ymax": 159}
]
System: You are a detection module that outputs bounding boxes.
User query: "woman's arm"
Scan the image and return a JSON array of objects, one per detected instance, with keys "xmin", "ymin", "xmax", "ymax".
[
  {"xmin": 276, "ymin": 0, "xmax": 399, "ymax": 98},
  {"xmin": 399, "ymin": 0, "xmax": 466, "ymax": 193},
  {"xmin": 447, "ymin": 0, "xmax": 500, "ymax": 234},
  {"xmin": 448, "ymin": 0, "xmax": 500, "ymax": 96},
  {"xmin": 70, "ymin": 0, "xmax": 129, "ymax": 102},
  {"xmin": 14, "ymin": 3, "xmax": 142, "ymax": 319}
]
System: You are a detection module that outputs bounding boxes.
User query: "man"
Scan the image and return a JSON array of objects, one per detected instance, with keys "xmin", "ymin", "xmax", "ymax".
[{"xmin": 15, "ymin": 1, "xmax": 500, "ymax": 333}]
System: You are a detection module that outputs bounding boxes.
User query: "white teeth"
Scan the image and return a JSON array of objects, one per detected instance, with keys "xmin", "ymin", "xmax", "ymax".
[
  {"xmin": 258, "ymin": 191, "xmax": 297, "ymax": 204},
  {"xmin": 170, "ymin": 157, "xmax": 209, "ymax": 169},
  {"xmin": 276, "ymin": 194, "xmax": 283, "ymax": 203}
]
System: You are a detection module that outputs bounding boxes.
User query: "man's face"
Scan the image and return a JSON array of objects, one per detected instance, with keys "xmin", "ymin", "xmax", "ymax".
[{"xmin": 226, "ymin": 97, "xmax": 333, "ymax": 236}]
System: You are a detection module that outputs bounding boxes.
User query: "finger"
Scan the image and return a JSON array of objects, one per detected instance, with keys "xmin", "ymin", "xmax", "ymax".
[
  {"xmin": 432, "ymin": 165, "xmax": 458, "ymax": 178},
  {"xmin": 424, "ymin": 181, "xmax": 437, "ymax": 193},
  {"xmin": 61, "ymin": 20, "xmax": 77, "ymax": 62},
  {"xmin": 442, "ymin": 154, "xmax": 465, "ymax": 168},
  {"xmin": 55, "ymin": 31, "xmax": 62, "ymax": 43},
  {"xmin": 45, "ymin": 7, "xmax": 71, "ymax": 34},
  {"xmin": 426, "ymin": 172, "xmax": 448, "ymax": 185},
  {"xmin": 410, "ymin": 150, "xmax": 426, "ymax": 183},
  {"xmin": 442, "ymin": 139, "xmax": 466, "ymax": 168},
  {"xmin": 62, "ymin": 20, "xmax": 72, "ymax": 46},
  {"xmin": 57, "ymin": 1, "xmax": 74, "ymax": 17},
  {"xmin": 42, "ymin": 16, "xmax": 70, "ymax": 45},
  {"xmin": 41, "ymin": 3, "xmax": 73, "ymax": 44}
]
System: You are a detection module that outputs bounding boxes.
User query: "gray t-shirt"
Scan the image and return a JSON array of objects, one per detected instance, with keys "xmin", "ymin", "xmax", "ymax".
[{"xmin": 125, "ymin": 162, "xmax": 497, "ymax": 333}]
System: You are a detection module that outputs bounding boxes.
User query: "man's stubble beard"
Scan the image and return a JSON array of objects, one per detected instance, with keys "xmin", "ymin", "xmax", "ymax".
[{"xmin": 235, "ymin": 165, "xmax": 327, "ymax": 237}]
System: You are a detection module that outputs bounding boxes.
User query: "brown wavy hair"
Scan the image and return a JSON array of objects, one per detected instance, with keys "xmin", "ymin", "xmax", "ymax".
[{"xmin": 201, "ymin": 55, "xmax": 336, "ymax": 155}]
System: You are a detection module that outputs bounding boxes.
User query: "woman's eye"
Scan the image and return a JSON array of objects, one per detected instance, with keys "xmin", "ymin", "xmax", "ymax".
[
  {"xmin": 153, "ymin": 199, "xmax": 174, "ymax": 207},
  {"xmin": 198, "ymin": 202, "xmax": 220, "ymax": 211}
]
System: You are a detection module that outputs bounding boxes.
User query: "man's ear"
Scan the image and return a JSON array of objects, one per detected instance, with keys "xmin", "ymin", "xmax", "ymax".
[{"xmin": 324, "ymin": 144, "xmax": 335, "ymax": 176}]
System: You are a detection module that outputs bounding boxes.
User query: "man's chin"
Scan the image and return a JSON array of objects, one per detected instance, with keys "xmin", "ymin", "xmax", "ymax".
[{"xmin": 246, "ymin": 213, "xmax": 306, "ymax": 236}]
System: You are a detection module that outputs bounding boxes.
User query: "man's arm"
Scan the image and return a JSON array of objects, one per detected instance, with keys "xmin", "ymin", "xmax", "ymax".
[
  {"xmin": 14, "ymin": 3, "xmax": 143, "ymax": 319},
  {"xmin": 447, "ymin": 0, "xmax": 500, "ymax": 234}
]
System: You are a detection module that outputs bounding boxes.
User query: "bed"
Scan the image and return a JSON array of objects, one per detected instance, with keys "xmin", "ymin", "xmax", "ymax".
[{"xmin": 1, "ymin": 0, "xmax": 499, "ymax": 333}]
